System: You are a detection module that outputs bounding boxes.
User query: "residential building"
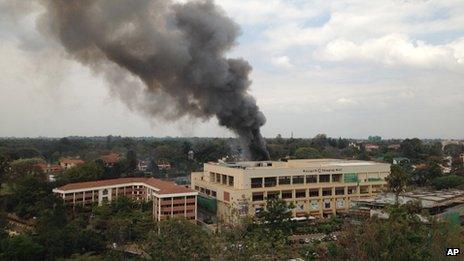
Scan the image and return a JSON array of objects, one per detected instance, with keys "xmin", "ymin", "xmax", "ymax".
[
  {"xmin": 59, "ymin": 158, "xmax": 84, "ymax": 170},
  {"xmin": 157, "ymin": 160, "xmax": 171, "ymax": 170},
  {"xmin": 364, "ymin": 144, "xmax": 379, "ymax": 152},
  {"xmin": 191, "ymin": 159, "xmax": 390, "ymax": 223},
  {"xmin": 392, "ymin": 157, "xmax": 410, "ymax": 165},
  {"xmin": 188, "ymin": 150, "xmax": 194, "ymax": 160},
  {"xmin": 387, "ymin": 144, "xmax": 401, "ymax": 150},
  {"xmin": 53, "ymin": 177, "xmax": 198, "ymax": 221},
  {"xmin": 100, "ymin": 153, "xmax": 121, "ymax": 167},
  {"xmin": 137, "ymin": 160, "xmax": 149, "ymax": 172}
]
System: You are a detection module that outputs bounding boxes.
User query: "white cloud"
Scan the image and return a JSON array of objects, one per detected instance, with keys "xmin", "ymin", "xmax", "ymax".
[
  {"xmin": 1, "ymin": 0, "xmax": 464, "ymax": 138},
  {"xmin": 271, "ymin": 55, "xmax": 293, "ymax": 69},
  {"xmin": 316, "ymin": 34, "xmax": 464, "ymax": 69}
]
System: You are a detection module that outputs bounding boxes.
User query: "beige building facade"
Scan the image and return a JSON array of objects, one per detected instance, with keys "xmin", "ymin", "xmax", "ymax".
[{"xmin": 191, "ymin": 159, "xmax": 390, "ymax": 223}]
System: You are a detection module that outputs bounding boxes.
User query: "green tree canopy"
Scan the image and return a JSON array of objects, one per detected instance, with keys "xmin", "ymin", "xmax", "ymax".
[
  {"xmin": 386, "ymin": 165, "xmax": 409, "ymax": 204},
  {"xmin": 294, "ymin": 147, "xmax": 322, "ymax": 159},
  {"xmin": 145, "ymin": 218, "xmax": 211, "ymax": 261},
  {"xmin": 431, "ymin": 175, "xmax": 464, "ymax": 189}
]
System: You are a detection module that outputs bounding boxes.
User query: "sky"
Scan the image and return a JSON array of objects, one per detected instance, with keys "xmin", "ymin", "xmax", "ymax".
[{"xmin": 0, "ymin": 0, "xmax": 463, "ymax": 139}]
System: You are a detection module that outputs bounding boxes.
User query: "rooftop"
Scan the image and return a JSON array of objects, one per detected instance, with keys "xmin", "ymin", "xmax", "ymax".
[
  {"xmin": 211, "ymin": 158, "xmax": 387, "ymax": 170},
  {"xmin": 100, "ymin": 153, "xmax": 121, "ymax": 164},
  {"xmin": 60, "ymin": 158, "xmax": 85, "ymax": 165},
  {"xmin": 54, "ymin": 177, "xmax": 196, "ymax": 195},
  {"xmin": 354, "ymin": 189, "xmax": 464, "ymax": 209}
]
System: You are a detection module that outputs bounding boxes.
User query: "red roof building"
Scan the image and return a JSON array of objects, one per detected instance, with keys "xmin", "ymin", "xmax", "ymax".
[
  {"xmin": 100, "ymin": 153, "xmax": 122, "ymax": 167},
  {"xmin": 59, "ymin": 158, "xmax": 85, "ymax": 170},
  {"xmin": 53, "ymin": 177, "xmax": 198, "ymax": 221}
]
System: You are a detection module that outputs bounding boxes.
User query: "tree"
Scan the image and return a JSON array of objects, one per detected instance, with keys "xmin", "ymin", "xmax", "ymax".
[
  {"xmin": 431, "ymin": 175, "xmax": 464, "ymax": 189},
  {"xmin": 400, "ymin": 138, "xmax": 424, "ymax": 161},
  {"xmin": 126, "ymin": 149, "xmax": 137, "ymax": 172},
  {"xmin": 386, "ymin": 165, "xmax": 408, "ymax": 204},
  {"xmin": 219, "ymin": 199, "xmax": 296, "ymax": 260},
  {"xmin": 411, "ymin": 157, "xmax": 443, "ymax": 186},
  {"xmin": 294, "ymin": 147, "xmax": 322, "ymax": 159},
  {"xmin": 0, "ymin": 154, "xmax": 10, "ymax": 187},
  {"xmin": 444, "ymin": 144, "xmax": 464, "ymax": 158},
  {"xmin": 311, "ymin": 134, "xmax": 328, "ymax": 150},
  {"xmin": 326, "ymin": 204, "xmax": 463, "ymax": 261},
  {"xmin": 7, "ymin": 158, "xmax": 46, "ymax": 182},
  {"xmin": 268, "ymin": 144, "xmax": 287, "ymax": 160},
  {"xmin": 57, "ymin": 162, "xmax": 105, "ymax": 184},
  {"xmin": 0, "ymin": 235, "xmax": 44, "ymax": 260},
  {"xmin": 145, "ymin": 218, "xmax": 212, "ymax": 260}
]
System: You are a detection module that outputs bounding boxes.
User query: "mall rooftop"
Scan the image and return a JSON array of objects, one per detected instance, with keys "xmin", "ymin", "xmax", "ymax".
[{"xmin": 213, "ymin": 159, "xmax": 386, "ymax": 170}]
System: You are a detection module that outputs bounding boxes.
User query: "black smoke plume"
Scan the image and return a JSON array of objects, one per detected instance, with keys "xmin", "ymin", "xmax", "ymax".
[{"xmin": 38, "ymin": 0, "xmax": 269, "ymax": 160}]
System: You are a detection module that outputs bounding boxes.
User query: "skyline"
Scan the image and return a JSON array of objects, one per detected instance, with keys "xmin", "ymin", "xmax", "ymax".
[{"xmin": 1, "ymin": 0, "xmax": 463, "ymax": 139}]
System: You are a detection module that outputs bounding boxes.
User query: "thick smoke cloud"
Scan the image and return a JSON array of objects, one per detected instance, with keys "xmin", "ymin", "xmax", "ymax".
[{"xmin": 37, "ymin": 0, "xmax": 269, "ymax": 160}]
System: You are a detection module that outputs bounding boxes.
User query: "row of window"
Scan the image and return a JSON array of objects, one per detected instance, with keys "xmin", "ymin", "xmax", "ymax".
[
  {"xmin": 251, "ymin": 174, "xmax": 350, "ymax": 188},
  {"xmin": 161, "ymin": 196, "xmax": 196, "ymax": 202},
  {"xmin": 195, "ymin": 186, "xmax": 217, "ymax": 198},
  {"xmin": 168, "ymin": 202, "xmax": 195, "ymax": 207},
  {"xmin": 161, "ymin": 209, "xmax": 195, "ymax": 215},
  {"xmin": 251, "ymin": 186, "xmax": 371, "ymax": 201},
  {"xmin": 209, "ymin": 172, "xmax": 235, "ymax": 187}
]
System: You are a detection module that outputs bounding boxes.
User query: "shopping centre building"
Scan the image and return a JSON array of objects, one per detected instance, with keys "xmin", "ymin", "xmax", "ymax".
[
  {"xmin": 53, "ymin": 177, "xmax": 198, "ymax": 221},
  {"xmin": 191, "ymin": 159, "xmax": 390, "ymax": 223}
]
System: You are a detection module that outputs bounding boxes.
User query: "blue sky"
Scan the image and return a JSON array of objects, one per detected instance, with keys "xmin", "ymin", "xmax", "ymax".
[{"xmin": 0, "ymin": 0, "xmax": 463, "ymax": 139}]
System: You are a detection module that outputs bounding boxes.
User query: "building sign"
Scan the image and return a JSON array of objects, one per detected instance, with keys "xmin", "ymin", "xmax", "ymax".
[{"xmin": 303, "ymin": 168, "xmax": 342, "ymax": 173}]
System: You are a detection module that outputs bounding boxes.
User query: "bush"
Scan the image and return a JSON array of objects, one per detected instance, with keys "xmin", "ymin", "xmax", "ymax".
[{"xmin": 431, "ymin": 175, "xmax": 464, "ymax": 189}]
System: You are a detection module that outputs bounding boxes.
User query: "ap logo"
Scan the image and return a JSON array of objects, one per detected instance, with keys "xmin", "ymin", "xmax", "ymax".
[{"xmin": 446, "ymin": 248, "xmax": 460, "ymax": 256}]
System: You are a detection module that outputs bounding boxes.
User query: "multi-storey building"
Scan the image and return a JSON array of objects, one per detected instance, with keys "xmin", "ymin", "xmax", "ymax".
[
  {"xmin": 53, "ymin": 177, "xmax": 198, "ymax": 221},
  {"xmin": 191, "ymin": 159, "xmax": 390, "ymax": 223}
]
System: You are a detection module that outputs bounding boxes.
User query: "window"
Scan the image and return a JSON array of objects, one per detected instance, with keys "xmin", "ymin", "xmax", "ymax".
[
  {"xmin": 360, "ymin": 186, "xmax": 369, "ymax": 194},
  {"xmin": 251, "ymin": 178, "xmax": 263, "ymax": 188},
  {"xmin": 322, "ymin": 188, "xmax": 332, "ymax": 196},
  {"xmin": 309, "ymin": 189, "xmax": 319, "ymax": 197},
  {"xmin": 200, "ymin": 187, "xmax": 205, "ymax": 193},
  {"xmin": 222, "ymin": 175, "xmax": 227, "ymax": 185},
  {"xmin": 335, "ymin": 187, "xmax": 345, "ymax": 195},
  {"xmin": 228, "ymin": 176, "xmax": 234, "ymax": 186},
  {"xmin": 347, "ymin": 187, "xmax": 357, "ymax": 195},
  {"xmin": 211, "ymin": 191, "xmax": 217, "ymax": 197},
  {"xmin": 205, "ymin": 189, "xmax": 211, "ymax": 195},
  {"xmin": 324, "ymin": 201, "xmax": 331, "ymax": 209},
  {"xmin": 306, "ymin": 175, "xmax": 317, "ymax": 183},
  {"xmin": 332, "ymin": 174, "xmax": 342, "ymax": 182},
  {"xmin": 102, "ymin": 189, "xmax": 108, "ymax": 195},
  {"xmin": 216, "ymin": 174, "xmax": 221, "ymax": 183},
  {"xmin": 319, "ymin": 175, "xmax": 330, "ymax": 183},
  {"xmin": 372, "ymin": 185, "xmax": 382, "ymax": 193},
  {"xmin": 224, "ymin": 192, "xmax": 230, "ymax": 202},
  {"xmin": 295, "ymin": 189, "xmax": 306, "ymax": 198},
  {"xmin": 278, "ymin": 176, "xmax": 291, "ymax": 185},
  {"xmin": 264, "ymin": 177, "xmax": 277, "ymax": 187},
  {"xmin": 210, "ymin": 172, "xmax": 215, "ymax": 182},
  {"xmin": 292, "ymin": 175, "xmax": 305, "ymax": 184},
  {"xmin": 195, "ymin": 186, "xmax": 199, "ymax": 191},
  {"xmin": 267, "ymin": 191, "xmax": 279, "ymax": 200},
  {"xmin": 281, "ymin": 190, "xmax": 292, "ymax": 199},
  {"xmin": 252, "ymin": 192, "xmax": 264, "ymax": 201}
]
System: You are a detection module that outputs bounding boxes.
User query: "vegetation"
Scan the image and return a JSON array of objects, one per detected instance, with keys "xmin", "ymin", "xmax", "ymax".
[{"xmin": 0, "ymin": 136, "xmax": 463, "ymax": 259}]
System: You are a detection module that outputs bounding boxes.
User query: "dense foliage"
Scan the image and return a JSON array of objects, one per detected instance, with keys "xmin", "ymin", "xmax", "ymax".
[{"xmin": 0, "ymin": 136, "xmax": 463, "ymax": 259}]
